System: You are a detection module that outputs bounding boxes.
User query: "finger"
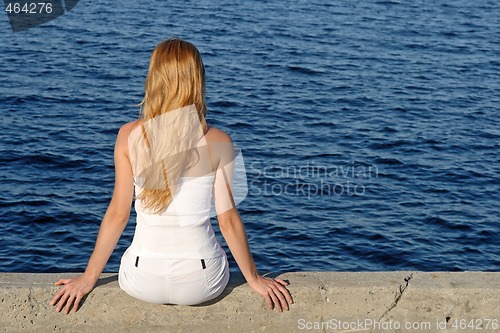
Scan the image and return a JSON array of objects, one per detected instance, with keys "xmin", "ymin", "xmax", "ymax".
[
  {"xmin": 272, "ymin": 283, "xmax": 288, "ymax": 310},
  {"xmin": 274, "ymin": 282, "xmax": 294, "ymax": 304},
  {"xmin": 73, "ymin": 293, "xmax": 83, "ymax": 313},
  {"xmin": 285, "ymin": 290, "xmax": 294, "ymax": 304},
  {"xmin": 50, "ymin": 287, "xmax": 67, "ymax": 306},
  {"xmin": 64, "ymin": 294, "xmax": 76, "ymax": 314},
  {"xmin": 268, "ymin": 290, "xmax": 282, "ymax": 312},
  {"xmin": 271, "ymin": 284, "xmax": 289, "ymax": 311},
  {"xmin": 56, "ymin": 292, "xmax": 71, "ymax": 313},
  {"xmin": 54, "ymin": 279, "xmax": 71, "ymax": 286},
  {"xmin": 263, "ymin": 293, "xmax": 273, "ymax": 311},
  {"xmin": 274, "ymin": 278, "xmax": 289, "ymax": 286}
]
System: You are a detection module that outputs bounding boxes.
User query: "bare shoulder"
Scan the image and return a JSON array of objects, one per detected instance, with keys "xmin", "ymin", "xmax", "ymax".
[
  {"xmin": 116, "ymin": 120, "xmax": 141, "ymax": 152},
  {"xmin": 206, "ymin": 126, "xmax": 235, "ymax": 167},
  {"xmin": 120, "ymin": 120, "xmax": 141, "ymax": 135},
  {"xmin": 117, "ymin": 120, "xmax": 142, "ymax": 140},
  {"xmin": 206, "ymin": 126, "xmax": 233, "ymax": 143}
]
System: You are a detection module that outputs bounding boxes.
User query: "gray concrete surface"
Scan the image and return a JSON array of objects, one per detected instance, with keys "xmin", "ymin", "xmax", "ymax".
[{"xmin": 1, "ymin": 272, "xmax": 499, "ymax": 332}]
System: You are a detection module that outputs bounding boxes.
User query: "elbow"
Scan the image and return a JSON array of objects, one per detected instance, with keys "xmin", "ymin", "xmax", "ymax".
[
  {"xmin": 105, "ymin": 207, "xmax": 130, "ymax": 226},
  {"xmin": 217, "ymin": 208, "xmax": 241, "ymax": 231}
]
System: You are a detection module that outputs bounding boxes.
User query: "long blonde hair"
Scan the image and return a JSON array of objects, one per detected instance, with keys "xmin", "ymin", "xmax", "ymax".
[{"xmin": 132, "ymin": 38, "xmax": 208, "ymax": 214}]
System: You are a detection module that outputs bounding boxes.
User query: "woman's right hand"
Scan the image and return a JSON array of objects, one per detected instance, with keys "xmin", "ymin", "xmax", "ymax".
[
  {"xmin": 50, "ymin": 274, "xmax": 96, "ymax": 314},
  {"xmin": 247, "ymin": 275, "xmax": 294, "ymax": 312}
]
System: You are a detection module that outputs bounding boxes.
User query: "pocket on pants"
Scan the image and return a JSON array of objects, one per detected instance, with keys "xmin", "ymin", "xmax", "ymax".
[{"xmin": 202, "ymin": 255, "xmax": 230, "ymax": 298}]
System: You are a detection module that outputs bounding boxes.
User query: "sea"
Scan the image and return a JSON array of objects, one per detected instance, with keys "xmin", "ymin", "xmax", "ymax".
[{"xmin": 0, "ymin": 0, "xmax": 498, "ymax": 274}]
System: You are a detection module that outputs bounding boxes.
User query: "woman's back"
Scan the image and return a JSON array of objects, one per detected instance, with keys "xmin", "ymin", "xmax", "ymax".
[
  {"xmin": 131, "ymin": 173, "xmax": 225, "ymax": 259},
  {"xmin": 127, "ymin": 122, "xmax": 227, "ymax": 259}
]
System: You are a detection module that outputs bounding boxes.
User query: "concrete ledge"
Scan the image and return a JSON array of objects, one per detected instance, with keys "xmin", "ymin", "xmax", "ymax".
[{"xmin": 1, "ymin": 272, "xmax": 499, "ymax": 332}]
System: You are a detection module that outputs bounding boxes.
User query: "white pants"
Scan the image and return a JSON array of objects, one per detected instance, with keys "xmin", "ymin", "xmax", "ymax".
[{"xmin": 118, "ymin": 248, "xmax": 230, "ymax": 305}]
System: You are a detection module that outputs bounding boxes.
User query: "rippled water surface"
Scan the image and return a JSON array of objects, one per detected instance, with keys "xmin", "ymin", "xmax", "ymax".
[{"xmin": 0, "ymin": 0, "xmax": 498, "ymax": 273}]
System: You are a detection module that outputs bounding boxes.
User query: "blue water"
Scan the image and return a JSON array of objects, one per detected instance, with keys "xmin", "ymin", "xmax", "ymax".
[{"xmin": 0, "ymin": 0, "xmax": 498, "ymax": 274}]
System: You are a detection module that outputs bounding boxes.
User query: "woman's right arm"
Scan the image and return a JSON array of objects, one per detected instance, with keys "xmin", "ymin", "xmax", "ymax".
[
  {"xmin": 217, "ymin": 208, "xmax": 293, "ymax": 312},
  {"xmin": 211, "ymin": 130, "xmax": 293, "ymax": 312},
  {"xmin": 50, "ymin": 122, "xmax": 135, "ymax": 314}
]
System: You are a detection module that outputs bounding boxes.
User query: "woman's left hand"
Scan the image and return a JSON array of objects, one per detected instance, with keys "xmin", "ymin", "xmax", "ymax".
[
  {"xmin": 50, "ymin": 274, "xmax": 96, "ymax": 314},
  {"xmin": 247, "ymin": 275, "xmax": 294, "ymax": 312}
]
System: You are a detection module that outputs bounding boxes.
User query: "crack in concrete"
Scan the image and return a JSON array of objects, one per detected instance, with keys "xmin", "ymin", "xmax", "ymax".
[
  {"xmin": 373, "ymin": 273, "xmax": 414, "ymax": 330},
  {"xmin": 27, "ymin": 287, "xmax": 36, "ymax": 312},
  {"xmin": 319, "ymin": 282, "xmax": 327, "ymax": 333}
]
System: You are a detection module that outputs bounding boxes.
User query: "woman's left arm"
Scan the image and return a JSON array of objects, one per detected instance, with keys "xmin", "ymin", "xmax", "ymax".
[{"xmin": 50, "ymin": 123, "xmax": 135, "ymax": 314}]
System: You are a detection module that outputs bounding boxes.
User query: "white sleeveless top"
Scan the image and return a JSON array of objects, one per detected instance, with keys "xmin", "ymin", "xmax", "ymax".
[{"xmin": 128, "ymin": 174, "xmax": 226, "ymax": 259}]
